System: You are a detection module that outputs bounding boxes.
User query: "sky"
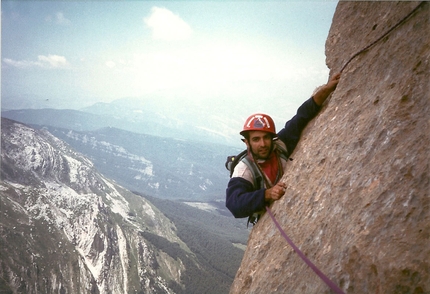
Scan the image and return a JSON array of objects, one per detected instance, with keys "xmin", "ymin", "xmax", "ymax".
[{"xmin": 1, "ymin": 1, "xmax": 338, "ymax": 116}]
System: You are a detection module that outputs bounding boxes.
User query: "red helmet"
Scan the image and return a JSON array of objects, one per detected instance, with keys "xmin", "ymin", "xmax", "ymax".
[{"xmin": 240, "ymin": 113, "xmax": 276, "ymax": 136}]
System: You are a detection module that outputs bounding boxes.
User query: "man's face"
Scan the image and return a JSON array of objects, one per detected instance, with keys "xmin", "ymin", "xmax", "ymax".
[{"xmin": 245, "ymin": 131, "xmax": 273, "ymax": 160}]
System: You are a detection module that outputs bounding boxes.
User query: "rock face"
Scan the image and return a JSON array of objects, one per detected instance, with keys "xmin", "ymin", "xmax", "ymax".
[
  {"xmin": 230, "ymin": 2, "xmax": 429, "ymax": 293},
  {"xmin": 1, "ymin": 117, "xmax": 246, "ymax": 294},
  {"xmin": 0, "ymin": 118, "xmax": 185, "ymax": 294}
]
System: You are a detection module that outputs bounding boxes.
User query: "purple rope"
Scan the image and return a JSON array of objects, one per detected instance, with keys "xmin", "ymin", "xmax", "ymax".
[{"xmin": 266, "ymin": 206, "xmax": 345, "ymax": 294}]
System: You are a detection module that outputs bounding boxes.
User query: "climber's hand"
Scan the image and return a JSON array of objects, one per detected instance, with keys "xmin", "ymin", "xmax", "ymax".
[
  {"xmin": 265, "ymin": 182, "xmax": 287, "ymax": 201},
  {"xmin": 313, "ymin": 72, "xmax": 341, "ymax": 105},
  {"xmin": 326, "ymin": 72, "xmax": 341, "ymax": 91}
]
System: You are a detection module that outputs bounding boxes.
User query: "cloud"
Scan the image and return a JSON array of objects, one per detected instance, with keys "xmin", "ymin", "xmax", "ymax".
[
  {"xmin": 3, "ymin": 58, "xmax": 37, "ymax": 68},
  {"xmin": 37, "ymin": 55, "xmax": 69, "ymax": 68},
  {"xmin": 45, "ymin": 12, "xmax": 71, "ymax": 25},
  {"xmin": 105, "ymin": 61, "xmax": 116, "ymax": 68},
  {"xmin": 3, "ymin": 55, "xmax": 70, "ymax": 69},
  {"xmin": 144, "ymin": 7, "xmax": 192, "ymax": 41}
]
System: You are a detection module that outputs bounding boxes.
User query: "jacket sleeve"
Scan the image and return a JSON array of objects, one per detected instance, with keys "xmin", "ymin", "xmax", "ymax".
[
  {"xmin": 277, "ymin": 97, "xmax": 321, "ymax": 155},
  {"xmin": 226, "ymin": 177, "xmax": 268, "ymax": 218}
]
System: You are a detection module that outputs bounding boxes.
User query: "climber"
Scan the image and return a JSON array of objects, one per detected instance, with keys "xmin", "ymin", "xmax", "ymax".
[{"xmin": 226, "ymin": 72, "xmax": 341, "ymax": 224}]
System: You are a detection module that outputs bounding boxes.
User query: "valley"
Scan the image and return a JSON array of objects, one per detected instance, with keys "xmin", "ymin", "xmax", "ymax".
[{"xmin": 0, "ymin": 117, "xmax": 249, "ymax": 293}]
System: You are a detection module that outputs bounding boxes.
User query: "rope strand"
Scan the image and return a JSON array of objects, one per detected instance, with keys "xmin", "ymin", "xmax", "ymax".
[
  {"xmin": 340, "ymin": 1, "xmax": 425, "ymax": 73},
  {"xmin": 266, "ymin": 206, "xmax": 345, "ymax": 293}
]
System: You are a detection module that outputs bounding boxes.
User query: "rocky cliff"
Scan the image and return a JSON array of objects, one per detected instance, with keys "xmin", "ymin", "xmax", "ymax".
[
  {"xmin": 230, "ymin": 2, "xmax": 429, "ymax": 293},
  {"xmin": 0, "ymin": 118, "xmax": 188, "ymax": 293},
  {"xmin": 0, "ymin": 118, "xmax": 243, "ymax": 294}
]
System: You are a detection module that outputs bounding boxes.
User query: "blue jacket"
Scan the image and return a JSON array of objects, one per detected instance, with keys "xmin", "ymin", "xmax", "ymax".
[{"xmin": 226, "ymin": 97, "xmax": 321, "ymax": 218}]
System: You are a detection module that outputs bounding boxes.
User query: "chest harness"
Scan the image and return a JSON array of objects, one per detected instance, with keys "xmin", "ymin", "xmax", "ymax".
[{"xmin": 240, "ymin": 141, "xmax": 291, "ymax": 226}]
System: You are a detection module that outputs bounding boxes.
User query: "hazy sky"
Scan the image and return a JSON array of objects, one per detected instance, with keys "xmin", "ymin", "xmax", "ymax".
[{"xmin": 2, "ymin": 1, "xmax": 338, "ymax": 112}]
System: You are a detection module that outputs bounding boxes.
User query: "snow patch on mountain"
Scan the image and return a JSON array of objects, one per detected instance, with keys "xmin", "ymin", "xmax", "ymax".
[
  {"xmin": 116, "ymin": 224, "xmax": 129, "ymax": 294},
  {"xmin": 184, "ymin": 201, "xmax": 219, "ymax": 213},
  {"xmin": 1, "ymin": 118, "xmax": 188, "ymax": 293},
  {"xmin": 104, "ymin": 180, "xmax": 130, "ymax": 220}
]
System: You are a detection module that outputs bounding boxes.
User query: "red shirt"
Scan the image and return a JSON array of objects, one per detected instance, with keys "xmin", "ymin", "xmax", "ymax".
[{"xmin": 257, "ymin": 152, "xmax": 280, "ymax": 186}]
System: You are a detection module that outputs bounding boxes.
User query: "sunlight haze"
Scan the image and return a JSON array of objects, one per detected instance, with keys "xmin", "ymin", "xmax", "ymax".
[{"xmin": 2, "ymin": 1, "xmax": 338, "ymax": 139}]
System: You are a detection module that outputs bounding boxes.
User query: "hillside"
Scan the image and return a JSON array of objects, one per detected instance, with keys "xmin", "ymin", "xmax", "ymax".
[
  {"xmin": 0, "ymin": 118, "xmax": 247, "ymax": 294},
  {"xmin": 35, "ymin": 125, "xmax": 238, "ymax": 202},
  {"xmin": 230, "ymin": 2, "xmax": 429, "ymax": 293}
]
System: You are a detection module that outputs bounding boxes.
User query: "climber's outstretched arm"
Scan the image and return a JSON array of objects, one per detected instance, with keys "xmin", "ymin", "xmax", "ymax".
[{"xmin": 312, "ymin": 73, "xmax": 341, "ymax": 106}]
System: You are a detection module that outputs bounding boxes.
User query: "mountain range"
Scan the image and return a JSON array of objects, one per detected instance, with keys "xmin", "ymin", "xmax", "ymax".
[
  {"xmin": 37, "ymin": 125, "xmax": 238, "ymax": 203},
  {"xmin": 0, "ymin": 117, "xmax": 249, "ymax": 293},
  {"xmin": 2, "ymin": 95, "xmax": 247, "ymax": 148}
]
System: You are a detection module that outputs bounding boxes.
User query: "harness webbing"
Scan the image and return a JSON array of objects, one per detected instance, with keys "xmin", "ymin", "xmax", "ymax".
[
  {"xmin": 340, "ymin": 1, "xmax": 426, "ymax": 73},
  {"xmin": 266, "ymin": 206, "xmax": 345, "ymax": 294}
]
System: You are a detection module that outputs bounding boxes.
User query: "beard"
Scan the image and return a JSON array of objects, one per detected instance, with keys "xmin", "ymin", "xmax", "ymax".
[{"xmin": 251, "ymin": 143, "xmax": 274, "ymax": 160}]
